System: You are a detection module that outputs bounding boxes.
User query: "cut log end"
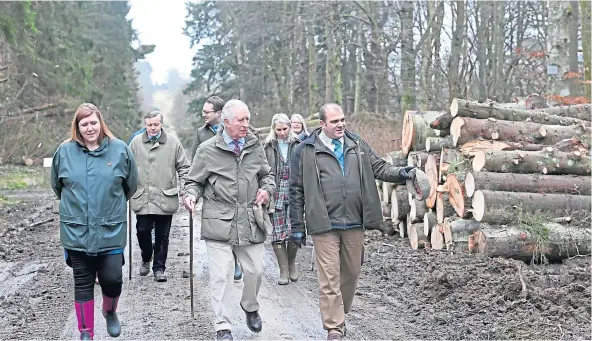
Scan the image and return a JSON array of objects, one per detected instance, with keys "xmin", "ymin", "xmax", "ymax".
[
  {"xmin": 472, "ymin": 190, "xmax": 485, "ymax": 221},
  {"xmin": 450, "ymin": 117, "xmax": 465, "ymax": 146},
  {"xmin": 425, "ymin": 154, "xmax": 439, "ymax": 208},
  {"xmin": 430, "ymin": 225, "xmax": 444, "ymax": 250},
  {"xmin": 399, "ymin": 221, "xmax": 407, "ymax": 239},
  {"xmin": 423, "ymin": 212, "xmax": 437, "ymax": 237},
  {"xmin": 465, "ymin": 172, "xmax": 475, "ymax": 198},
  {"xmin": 450, "ymin": 98, "xmax": 459, "ymax": 117},
  {"xmin": 447, "ymin": 174, "xmax": 466, "ymax": 217},
  {"xmin": 472, "ymin": 151, "xmax": 486, "ymax": 172},
  {"xmin": 442, "ymin": 223, "xmax": 453, "ymax": 248}
]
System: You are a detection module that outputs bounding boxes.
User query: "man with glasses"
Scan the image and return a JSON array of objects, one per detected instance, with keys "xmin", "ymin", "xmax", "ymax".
[
  {"xmin": 191, "ymin": 96, "xmax": 225, "ymax": 162},
  {"xmin": 191, "ymin": 96, "xmax": 243, "ymax": 282}
]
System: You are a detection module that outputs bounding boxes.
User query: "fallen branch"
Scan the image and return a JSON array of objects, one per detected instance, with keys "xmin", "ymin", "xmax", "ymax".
[{"xmin": 29, "ymin": 217, "xmax": 54, "ymax": 228}]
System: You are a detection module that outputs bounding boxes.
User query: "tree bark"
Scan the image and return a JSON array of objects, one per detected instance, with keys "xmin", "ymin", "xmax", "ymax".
[
  {"xmin": 472, "ymin": 190, "xmax": 592, "ymax": 224},
  {"xmin": 400, "ymin": 0, "xmax": 416, "ymax": 113},
  {"xmin": 450, "ymin": 116, "xmax": 591, "ymax": 147},
  {"xmin": 448, "ymin": 0, "xmax": 466, "ymax": 101},
  {"xmin": 450, "ymin": 98, "xmax": 586, "ymax": 126},
  {"xmin": 459, "ymin": 138, "xmax": 588, "ymax": 156},
  {"xmin": 398, "ymin": 221, "xmax": 407, "ymax": 239},
  {"xmin": 472, "ymin": 224, "xmax": 591, "ymax": 262},
  {"xmin": 541, "ymin": 104, "xmax": 591, "ymax": 121},
  {"xmin": 436, "ymin": 192, "xmax": 456, "ymax": 224},
  {"xmin": 465, "ymin": 171, "xmax": 591, "ymax": 198},
  {"xmin": 408, "ymin": 221, "xmax": 429, "ymax": 250},
  {"xmin": 407, "ymin": 151, "xmax": 437, "ymax": 169},
  {"xmin": 423, "ymin": 212, "xmax": 437, "ymax": 238},
  {"xmin": 306, "ymin": 14, "xmax": 319, "ymax": 116},
  {"xmin": 409, "ymin": 192, "xmax": 428, "ymax": 223},
  {"xmin": 472, "ymin": 149, "xmax": 591, "ymax": 175},
  {"xmin": 385, "ymin": 150, "xmax": 408, "ymax": 166},
  {"xmin": 382, "ymin": 181, "xmax": 393, "ymax": 204},
  {"xmin": 581, "ymin": 0, "xmax": 592, "ymax": 99},
  {"xmin": 425, "ymin": 153, "xmax": 439, "ymax": 208},
  {"xmin": 391, "ymin": 186, "xmax": 410, "ymax": 224},
  {"xmin": 402, "ymin": 111, "xmax": 438, "ymax": 155},
  {"xmin": 429, "ymin": 111, "xmax": 454, "ymax": 130},
  {"xmin": 426, "ymin": 136, "xmax": 453, "ymax": 152},
  {"xmin": 381, "ymin": 202, "xmax": 391, "ymax": 217},
  {"xmin": 447, "ymin": 218, "xmax": 481, "ymax": 234}
]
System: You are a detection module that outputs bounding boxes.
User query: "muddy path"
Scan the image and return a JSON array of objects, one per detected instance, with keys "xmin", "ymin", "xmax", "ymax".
[{"xmin": 0, "ymin": 183, "xmax": 590, "ymax": 340}]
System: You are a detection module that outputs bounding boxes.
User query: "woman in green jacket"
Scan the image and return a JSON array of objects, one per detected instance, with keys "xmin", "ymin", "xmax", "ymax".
[{"xmin": 51, "ymin": 103, "xmax": 138, "ymax": 340}]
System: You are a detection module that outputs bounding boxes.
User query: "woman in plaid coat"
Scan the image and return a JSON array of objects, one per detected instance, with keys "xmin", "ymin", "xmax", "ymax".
[{"xmin": 263, "ymin": 113, "xmax": 301, "ymax": 285}]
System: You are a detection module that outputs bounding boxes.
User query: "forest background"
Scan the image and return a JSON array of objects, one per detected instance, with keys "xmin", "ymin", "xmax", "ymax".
[{"xmin": 0, "ymin": 0, "xmax": 589, "ymax": 163}]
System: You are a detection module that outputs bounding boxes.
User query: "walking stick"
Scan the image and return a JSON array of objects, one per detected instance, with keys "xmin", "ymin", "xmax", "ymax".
[
  {"xmin": 128, "ymin": 203, "xmax": 132, "ymax": 281},
  {"xmin": 189, "ymin": 209, "xmax": 194, "ymax": 319}
]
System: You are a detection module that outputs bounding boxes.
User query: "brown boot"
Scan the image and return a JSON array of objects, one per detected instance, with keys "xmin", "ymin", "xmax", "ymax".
[
  {"xmin": 272, "ymin": 243, "xmax": 289, "ymax": 285},
  {"xmin": 287, "ymin": 242, "xmax": 300, "ymax": 282}
]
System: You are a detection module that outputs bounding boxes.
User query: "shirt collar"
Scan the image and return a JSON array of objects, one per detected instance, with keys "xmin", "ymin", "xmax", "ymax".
[
  {"xmin": 222, "ymin": 130, "xmax": 245, "ymax": 147},
  {"xmin": 319, "ymin": 131, "xmax": 343, "ymax": 147},
  {"xmin": 148, "ymin": 130, "xmax": 162, "ymax": 142},
  {"xmin": 209, "ymin": 123, "xmax": 220, "ymax": 133}
]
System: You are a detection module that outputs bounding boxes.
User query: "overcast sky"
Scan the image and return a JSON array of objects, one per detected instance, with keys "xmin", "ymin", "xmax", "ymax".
[{"xmin": 127, "ymin": 0, "xmax": 196, "ymax": 85}]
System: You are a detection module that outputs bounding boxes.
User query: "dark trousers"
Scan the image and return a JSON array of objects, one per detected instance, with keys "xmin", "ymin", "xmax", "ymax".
[
  {"xmin": 136, "ymin": 214, "xmax": 173, "ymax": 271},
  {"xmin": 69, "ymin": 251, "xmax": 123, "ymax": 302}
]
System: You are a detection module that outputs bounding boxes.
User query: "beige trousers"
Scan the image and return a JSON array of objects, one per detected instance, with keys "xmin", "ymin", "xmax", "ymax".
[
  {"xmin": 311, "ymin": 228, "xmax": 365, "ymax": 332},
  {"xmin": 205, "ymin": 240, "xmax": 264, "ymax": 332}
]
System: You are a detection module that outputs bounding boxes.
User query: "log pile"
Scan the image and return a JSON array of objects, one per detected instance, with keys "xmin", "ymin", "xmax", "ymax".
[{"xmin": 377, "ymin": 99, "xmax": 592, "ymax": 263}]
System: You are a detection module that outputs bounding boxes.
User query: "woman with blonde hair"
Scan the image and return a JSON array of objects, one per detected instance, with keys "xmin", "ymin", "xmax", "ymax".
[
  {"xmin": 290, "ymin": 114, "xmax": 309, "ymax": 140},
  {"xmin": 51, "ymin": 103, "xmax": 138, "ymax": 340},
  {"xmin": 263, "ymin": 113, "xmax": 303, "ymax": 285}
]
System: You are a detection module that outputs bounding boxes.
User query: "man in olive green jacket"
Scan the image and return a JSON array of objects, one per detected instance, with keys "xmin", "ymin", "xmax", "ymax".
[
  {"xmin": 183, "ymin": 99, "xmax": 275, "ymax": 341},
  {"xmin": 130, "ymin": 111, "xmax": 190, "ymax": 282}
]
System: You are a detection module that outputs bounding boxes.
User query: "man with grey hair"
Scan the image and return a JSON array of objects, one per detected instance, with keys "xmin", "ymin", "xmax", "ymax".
[
  {"xmin": 191, "ymin": 96, "xmax": 244, "ymax": 282},
  {"xmin": 183, "ymin": 99, "xmax": 275, "ymax": 340},
  {"xmin": 129, "ymin": 110, "xmax": 190, "ymax": 282}
]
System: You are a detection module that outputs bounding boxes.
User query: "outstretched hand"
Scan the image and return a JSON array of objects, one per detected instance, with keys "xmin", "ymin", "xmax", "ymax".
[{"xmin": 399, "ymin": 166, "xmax": 416, "ymax": 180}]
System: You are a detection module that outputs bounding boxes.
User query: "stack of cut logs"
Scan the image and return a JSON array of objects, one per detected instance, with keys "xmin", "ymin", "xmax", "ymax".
[{"xmin": 378, "ymin": 99, "xmax": 592, "ymax": 262}]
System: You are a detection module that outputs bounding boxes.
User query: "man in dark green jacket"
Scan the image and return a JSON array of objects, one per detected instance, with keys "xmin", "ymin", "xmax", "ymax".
[
  {"xmin": 191, "ymin": 96, "xmax": 224, "ymax": 161},
  {"xmin": 289, "ymin": 103, "xmax": 415, "ymax": 340}
]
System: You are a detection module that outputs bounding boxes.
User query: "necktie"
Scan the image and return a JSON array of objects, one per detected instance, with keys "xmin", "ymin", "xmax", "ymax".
[
  {"xmin": 332, "ymin": 139, "xmax": 345, "ymax": 175},
  {"xmin": 232, "ymin": 140, "xmax": 241, "ymax": 156}
]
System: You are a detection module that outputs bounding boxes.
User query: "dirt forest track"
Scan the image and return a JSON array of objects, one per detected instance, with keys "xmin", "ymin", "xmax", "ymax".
[{"xmin": 0, "ymin": 181, "xmax": 590, "ymax": 340}]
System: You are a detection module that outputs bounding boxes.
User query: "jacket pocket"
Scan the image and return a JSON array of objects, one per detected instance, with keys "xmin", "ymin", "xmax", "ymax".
[
  {"xmin": 99, "ymin": 213, "xmax": 127, "ymax": 249},
  {"xmin": 59, "ymin": 214, "xmax": 88, "ymax": 249},
  {"xmin": 247, "ymin": 207, "xmax": 266, "ymax": 244},
  {"xmin": 130, "ymin": 188, "xmax": 147, "ymax": 212},
  {"xmin": 159, "ymin": 187, "xmax": 180, "ymax": 213},
  {"xmin": 201, "ymin": 201, "xmax": 234, "ymax": 242},
  {"xmin": 202, "ymin": 174, "xmax": 218, "ymax": 199}
]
